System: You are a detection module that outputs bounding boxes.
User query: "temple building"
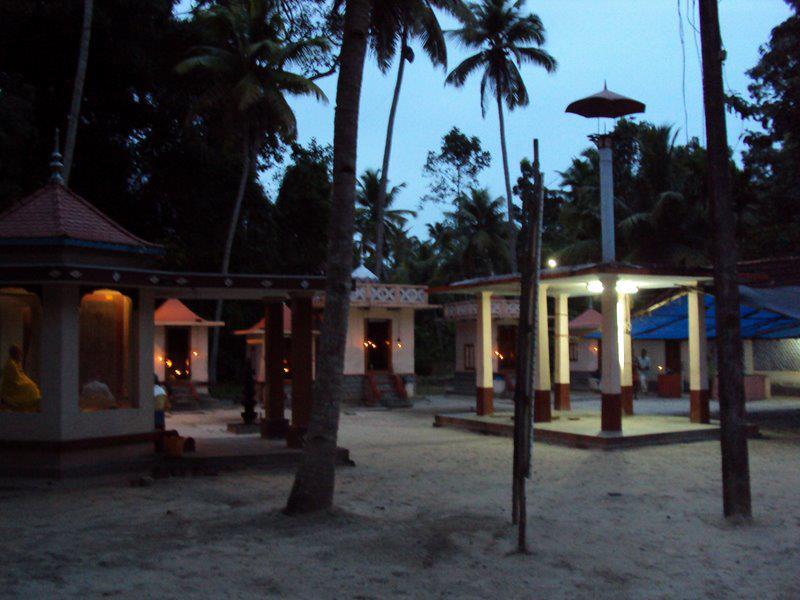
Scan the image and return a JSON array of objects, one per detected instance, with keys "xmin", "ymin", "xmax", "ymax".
[
  {"xmin": 0, "ymin": 154, "xmax": 325, "ymax": 477},
  {"xmin": 153, "ymin": 299, "xmax": 224, "ymax": 394},
  {"xmin": 237, "ymin": 265, "xmax": 434, "ymax": 407}
]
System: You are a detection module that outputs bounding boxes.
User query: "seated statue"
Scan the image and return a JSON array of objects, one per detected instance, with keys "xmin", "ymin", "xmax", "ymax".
[
  {"xmin": 79, "ymin": 380, "xmax": 117, "ymax": 411},
  {"xmin": 0, "ymin": 345, "xmax": 41, "ymax": 412}
]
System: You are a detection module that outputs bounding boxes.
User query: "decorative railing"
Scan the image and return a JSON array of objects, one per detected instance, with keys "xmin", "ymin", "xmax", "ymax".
[
  {"xmin": 443, "ymin": 298, "xmax": 520, "ymax": 320},
  {"xmin": 314, "ymin": 282, "xmax": 428, "ymax": 307}
]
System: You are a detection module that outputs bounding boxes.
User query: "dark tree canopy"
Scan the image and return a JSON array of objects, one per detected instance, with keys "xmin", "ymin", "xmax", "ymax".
[{"xmin": 422, "ymin": 126, "xmax": 491, "ymax": 205}]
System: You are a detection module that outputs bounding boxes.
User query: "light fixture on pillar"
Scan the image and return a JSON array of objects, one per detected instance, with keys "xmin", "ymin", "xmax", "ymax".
[
  {"xmin": 615, "ymin": 281, "xmax": 639, "ymax": 295},
  {"xmin": 396, "ymin": 338, "xmax": 403, "ymax": 349},
  {"xmin": 566, "ymin": 84, "xmax": 645, "ymax": 264},
  {"xmin": 586, "ymin": 280, "xmax": 604, "ymax": 294},
  {"xmin": 547, "ymin": 258, "xmax": 558, "ymax": 269}
]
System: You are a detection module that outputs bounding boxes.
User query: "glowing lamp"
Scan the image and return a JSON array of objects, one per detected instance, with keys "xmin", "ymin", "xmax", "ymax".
[
  {"xmin": 586, "ymin": 280, "xmax": 604, "ymax": 294},
  {"xmin": 547, "ymin": 258, "xmax": 558, "ymax": 269},
  {"xmin": 616, "ymin": 281, "xmax": 639, "ymax": 294},
  {"xmin": 192, "ymin": 351, "xmax": 199, "ymax": 357}
]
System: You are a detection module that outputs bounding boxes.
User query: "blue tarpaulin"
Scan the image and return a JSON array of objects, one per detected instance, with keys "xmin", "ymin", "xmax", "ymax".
[{"xmin": 588, "ymin": 287, "xmax": 800, "ymax": 340}]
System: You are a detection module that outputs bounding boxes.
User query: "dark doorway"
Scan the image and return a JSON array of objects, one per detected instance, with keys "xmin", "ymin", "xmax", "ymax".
[
  {"xmin": 497, "ymin": 325, "xmax": 517, "ymax": 371},
  {"xmin": 166, "ymin": 326, "xmax": 190, "ymax": 380},
  {"xmin": 665, "ymin": 340, "xmax": 682, "ymax": 375},
  {"xmin": 365, "ymin": 319, "xmax": 391, "ymax": 372}
]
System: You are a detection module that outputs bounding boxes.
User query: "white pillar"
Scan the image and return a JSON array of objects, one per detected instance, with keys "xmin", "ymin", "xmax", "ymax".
[
  {"xmin": 40, "ymin": 284, "xmax": 80, "ymax": 440},
  {"xmin": 597, "ymin": 135, "xmax": 615, "ymax": 263},
  {"xmin": 742, "ymin": 339, "xmax": 755, "ymax": 375},
  {"xmin": 688, "ymin": 289, "xmax": 710, "ymax": 423},
  {"xmin": 553, "ymin": 293, "xmax": 570, "ymax": 411},
  {"xmin": 620, "ymin": 293, "xmax": 634, "ymax": 414},
  {"xmin": 534, "ymin": 287, "xmax": 551, "ymax": 422},
  {"xmin": 600, "ymin": 276, "xmax": 622, "ymax": 432},
  {"xmin": 475, "ymin": 291, "xmax": 493, "ymax": 415}
]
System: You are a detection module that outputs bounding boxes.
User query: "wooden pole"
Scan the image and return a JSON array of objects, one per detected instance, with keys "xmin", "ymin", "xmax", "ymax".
[
  {"xmin": 698, "ymin": 0, "xmax": 752, "ymax": 519},
  {"xmin": 511, "ymin": 139, "xmax": 544, "ymax": 552}
]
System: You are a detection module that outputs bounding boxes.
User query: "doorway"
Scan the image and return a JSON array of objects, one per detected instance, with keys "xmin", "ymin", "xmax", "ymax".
[
  {"xmin": 365, "ymin": 319, "xmax": 392, "ymax": 372},
  {"xmin": 497, "ymin": 325, "xmax": 517, "ymax": 371},
  {"xmin": 665, "ymin": 340, "xmax": 682, "ymax": 376},
  {"xmin": 165, "ymin": 326, "xmax": 191, "ymax": 380}
]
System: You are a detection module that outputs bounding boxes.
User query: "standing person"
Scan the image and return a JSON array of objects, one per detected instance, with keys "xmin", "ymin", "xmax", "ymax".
[{"xmin": 636, "ymin": 348, "xmax": 651, "ymax": 396}]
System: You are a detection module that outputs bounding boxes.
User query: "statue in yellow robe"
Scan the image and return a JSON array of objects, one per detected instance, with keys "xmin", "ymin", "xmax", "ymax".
[{"xmin": 1, "ymin": 345, "xmax": 40, "ymax": 411}]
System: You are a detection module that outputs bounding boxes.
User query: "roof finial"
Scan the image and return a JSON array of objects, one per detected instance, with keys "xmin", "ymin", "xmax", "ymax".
[
  {"xmin": 603, "ymin": 79, "xmax": 607, "ymax": 91},
  {"xmin": 49, "ymin": 129, "xmax": 64, "ymax": 185}
]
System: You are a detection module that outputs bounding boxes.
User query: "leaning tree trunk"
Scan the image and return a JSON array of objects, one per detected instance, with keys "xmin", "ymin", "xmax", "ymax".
[
  {"xmin": 699, "ymin": 0, "xmax": 751, "ymax": 519},
  {"xmin": 286, "ymin": 0, "xmax": 372, "ymax": 514},
  {"xmin": 209, "ymin": 135, "xmax": 252, "ymax": 384},
  {"xmin": 374, "ymin": 30, "xmax": 409, "ymax": 280},
  {"xmin": 62, "ymin": 0, "xmax": 94, "ymax": 184},
  {"xmin": 496, "ymin": 91, "xmax": 518, "ymax": 273}
]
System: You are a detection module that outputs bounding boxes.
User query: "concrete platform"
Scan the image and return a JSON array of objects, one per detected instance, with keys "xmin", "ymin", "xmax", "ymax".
[
  {"xmin": 433, "ymin": 410, "xmax": 759, "ymax": 449},
  {"xmin": 159, "ymin": 435, "xmax": 353, "ymax": 473}
]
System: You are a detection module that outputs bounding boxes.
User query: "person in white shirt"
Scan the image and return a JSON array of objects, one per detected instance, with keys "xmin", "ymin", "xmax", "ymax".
[{"xmin": 636, "ymin": 349, "xmax": 651, "ymax": 395}]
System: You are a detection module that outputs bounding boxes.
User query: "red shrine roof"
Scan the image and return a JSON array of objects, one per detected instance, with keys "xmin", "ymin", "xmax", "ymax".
[
  {"xmin": 233, "ymin": 306, "xmax": 293, "ymax": 337},
  {"xmin": 0, "ymin": 182, "xmax": 160, "ymax": 252},
  {"xmin": 154, "ymin": 299, "xmax": 224, "ymax": 327},
  {"xmin": 569, "ymin": 308, "xmax": 602, "ymax": 331}
]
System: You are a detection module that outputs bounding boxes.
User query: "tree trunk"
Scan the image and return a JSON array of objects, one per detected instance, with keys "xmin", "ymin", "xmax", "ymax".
[
  {"xmin": 512, "ymin": 139, "xmax": 544, "ymax": 552},
  {"xmin": 285, "ymin": 0, "xmax": 371, "ymax": 514},
  {"xmin": 698, "ymin": 0, "xmax": 752, "ymax": 519},
  {"xmin": 62, "ymin": 0, "xmax": 94, "ymax": 184},
  {"xmin": 209, "ymin": 135, "xmax": 252, "ymax": 384},
  {"xmin": 375, "ymin": 31, "xmax": 409, "ymax": 280},
  {"xmin": 496, "ymin": 91, "xmax": 518, "ymax": 273}
]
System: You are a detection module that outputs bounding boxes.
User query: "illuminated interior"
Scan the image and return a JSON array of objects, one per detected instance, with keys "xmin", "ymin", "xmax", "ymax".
[{"xmin": 79, "ymin": 289, "xmax": 134, "ymax": 411}]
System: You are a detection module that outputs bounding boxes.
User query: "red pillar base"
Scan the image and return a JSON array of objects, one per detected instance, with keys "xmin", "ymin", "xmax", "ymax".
[
  {"xmin": 601, "ymin": 393, "xmax": 622, "ymax": 432},
  {"xmin": 286, "ymin": 425, "xmax": 307, "ymax": 449},
  {"xmin": 476, "ymin": 387, "xmax": 494, "ymax": 416},
  {"xmin": 260, "ymin": 417, "xmax": 289, "ymax": 439},
  {"xmin": 621, "ymin": 385, "xmax": 634, "ymax": 415},
  {"xmin": 553, "ymin": 383, "xmax": 570, "ymax": 411},
  {"xmin": 534, "ymin": 389, "xmax": 552, "ymax": 422},
  {"xmin": 690, "ymin": 389, "xmax": 710, "ymax": 424}
]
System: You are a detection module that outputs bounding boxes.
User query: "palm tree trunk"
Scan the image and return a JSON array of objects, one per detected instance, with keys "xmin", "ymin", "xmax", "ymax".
[
  {"xmin": 375, "ymin": 30, "xmax": 409, "ymax": 281},
  {"xmin": 209, "ymin": 134, "xmax": 252, "ymax": 384},
  {"xmin": 62, "ymin": 0, "xmax": 94, "ymax": 184},
  {"xmin": 699, "ymin": 0, "xmax": 751, "ymax": 519},
  {"xmin": 286, "ymin": 0, "xmax": 371, "ymax": 514},
  {"xmin": 496, "ymin": 91, "xmax": 518, "ymax": 273}
]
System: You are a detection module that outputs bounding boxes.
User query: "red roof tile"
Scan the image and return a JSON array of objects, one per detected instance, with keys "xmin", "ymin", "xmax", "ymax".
[
  {"xmin": 0, "ymin": 182, "xmax": 158, "ymax": 249},
  {"xmin": 154, "ymin": 299, "xmax": 224, "ymax": 326}
]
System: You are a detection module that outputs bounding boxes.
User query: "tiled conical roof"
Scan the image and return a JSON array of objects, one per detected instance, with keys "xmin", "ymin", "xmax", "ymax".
[
  {"xmin": 0, "ymin": 182, "xmax": 160, "ymax": 252},
  {"xmin": 154, "ymin": 299, "xmax": 224, "ymax": 327}
]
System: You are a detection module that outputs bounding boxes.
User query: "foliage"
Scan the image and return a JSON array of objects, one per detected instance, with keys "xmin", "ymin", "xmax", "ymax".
[
  {"xmin": 273, "ymin": 140, "xmax": 333, "ymax": 274},
  {"xmin": 422, "ymin": 126, "xmax": 491, "ymax": 205},
  {"xmin": 729, "ymin": 0, "xmax": 800, "ymax": 257},
  {"xmin": 355, "ymin": 169, "xmax": 416, "ymax": 265}
]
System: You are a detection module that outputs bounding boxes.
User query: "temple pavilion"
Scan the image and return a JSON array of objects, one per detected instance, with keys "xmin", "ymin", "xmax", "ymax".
[
  {"xmin": 0, "ymin": 156, "xmax": 325, "ymax": 477},
  {"xmin": 432, "ymin": 262, "xmax": 714, "ymax": 434}
]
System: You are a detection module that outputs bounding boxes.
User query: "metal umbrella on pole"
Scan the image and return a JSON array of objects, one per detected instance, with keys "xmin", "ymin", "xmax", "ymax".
[{"xmin": 566, "ymin": 83, "xmax": 645, "ymax": 263}]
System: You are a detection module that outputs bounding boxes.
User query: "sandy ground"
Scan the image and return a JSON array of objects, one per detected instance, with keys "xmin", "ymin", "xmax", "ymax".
[{"xmin": 1, "ymin": 396, "xmax": 799, "ymax": 599}]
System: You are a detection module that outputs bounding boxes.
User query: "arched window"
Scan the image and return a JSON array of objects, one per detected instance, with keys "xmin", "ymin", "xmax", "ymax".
[
  {"xmin": 79, "ymin": 289, "xmax": 134, "ymax": 411},
  {"xmin": 0, "ymin": 288, "xmax": 42, "ymax": 412}
]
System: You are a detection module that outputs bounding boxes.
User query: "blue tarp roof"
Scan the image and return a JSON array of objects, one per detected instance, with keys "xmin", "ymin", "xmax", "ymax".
[{"xmin": 588, "ymin": 288, "xmax": 800, "ymax": 340}]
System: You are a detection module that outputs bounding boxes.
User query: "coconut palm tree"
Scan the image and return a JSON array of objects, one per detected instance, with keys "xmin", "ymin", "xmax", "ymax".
[
  {"xmin": 176, "ymin": 0, "xmax": 328, "ymax": 381},
  {"xmin": 445, "ymin": 0, "xmax": 556, "ymax": 272},
  {"xmin": 286, "ymin": 0, "xmax": 372, "ymax": 515},
  {"xmin": 62, "ymin": 0, "xmax": 94, "ymax": 184},
  {"xmin": 355, "ymin": 168, "xmax": 416, "ymax": 266},
  {"xmin": 448, "ymin": 187, "xmax": 509, "ymax": 277},
  {"xmin": 370, "ymin": 0, "xmax": 465, "ymax": 280}
]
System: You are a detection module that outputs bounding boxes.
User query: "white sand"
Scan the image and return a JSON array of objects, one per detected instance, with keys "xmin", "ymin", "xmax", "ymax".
[{"xmin": 1, "ymin": 396, "xmax": 798, "ymax": 599}]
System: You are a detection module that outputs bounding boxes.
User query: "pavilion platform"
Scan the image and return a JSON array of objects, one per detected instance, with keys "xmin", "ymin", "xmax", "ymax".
[
  {"xmin": 158, "ymin": 436, "xmax": 352, "ymax": 474},
  {"xmin": 433, "ymin": 395, "xmax": 767, "ymax": 449}
]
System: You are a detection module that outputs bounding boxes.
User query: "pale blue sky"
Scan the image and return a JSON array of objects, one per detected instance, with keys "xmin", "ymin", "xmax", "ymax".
[{"xmin": 179, "ymin": 1, "xmax": 792, "ymax": 238}]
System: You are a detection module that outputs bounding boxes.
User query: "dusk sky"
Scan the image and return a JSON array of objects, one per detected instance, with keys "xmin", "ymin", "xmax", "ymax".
[{"xmin": 181, "ymin": 1, "xmax": 793, "ymax": 239}]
